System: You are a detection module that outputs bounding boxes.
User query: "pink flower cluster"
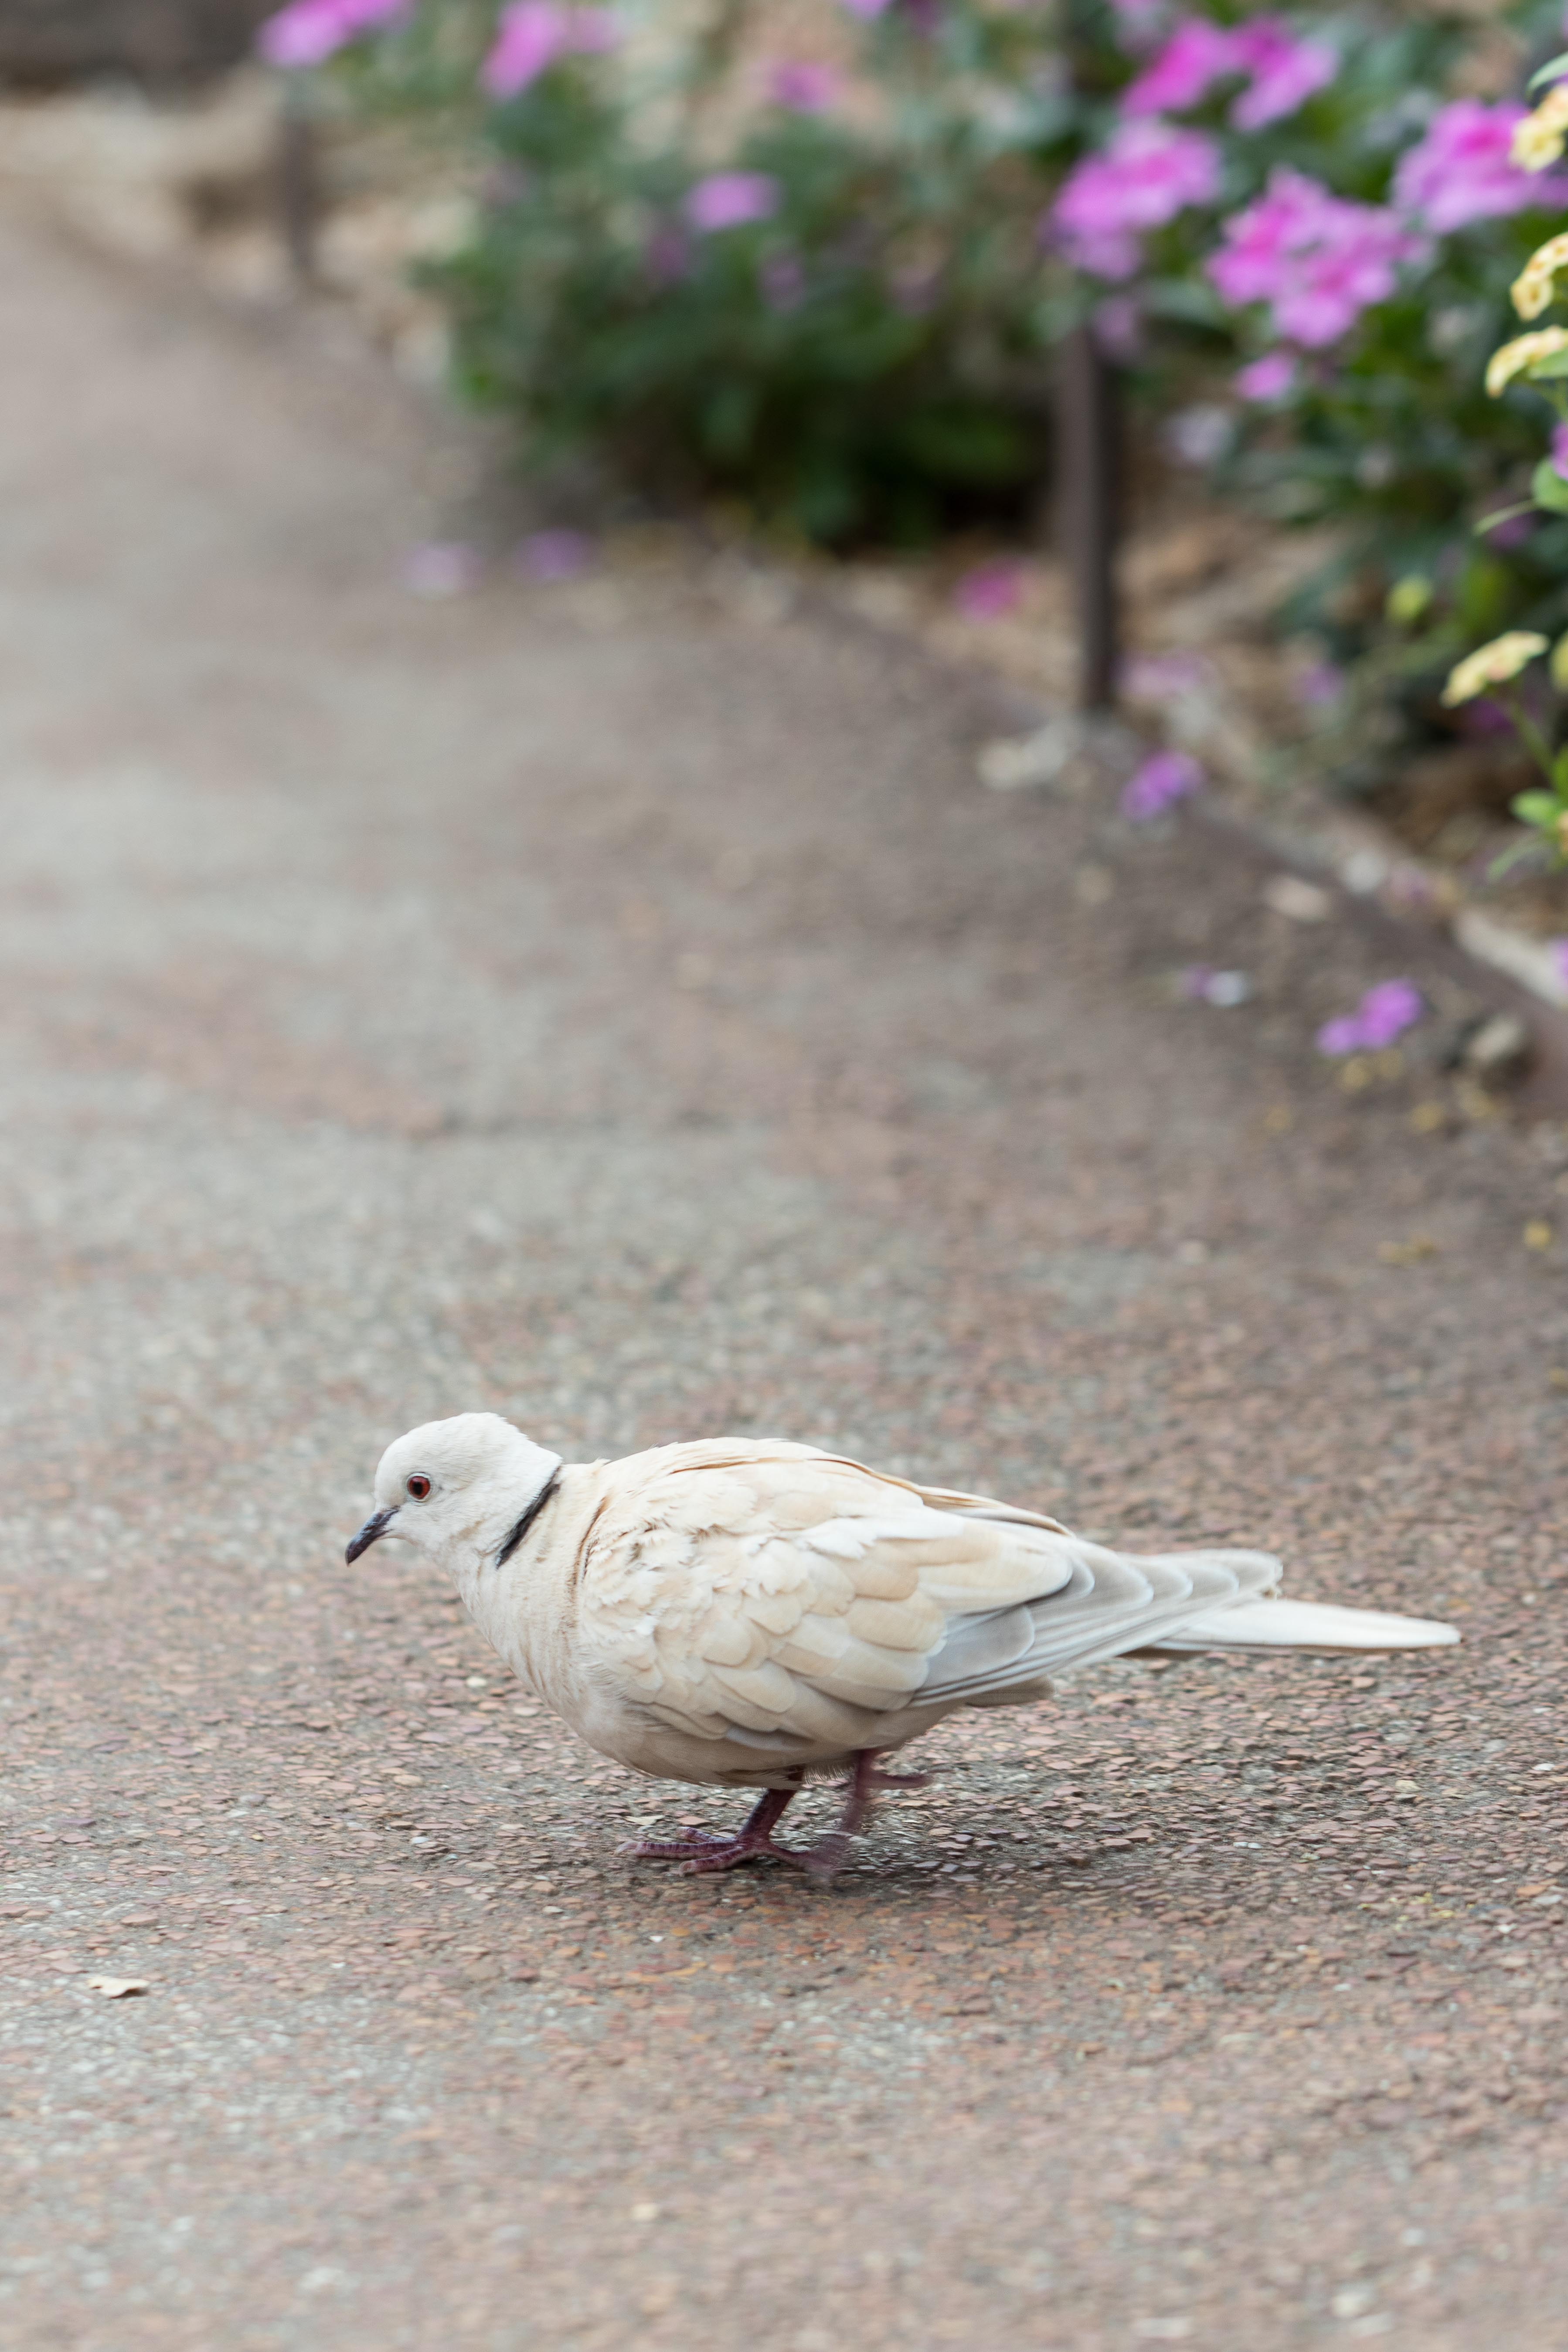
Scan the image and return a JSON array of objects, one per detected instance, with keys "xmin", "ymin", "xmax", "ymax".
[
  {"xmin": 768, "ymin": 59, "xmax": 839, "ymax": 113},
  {"xmin": 1393, "ymin": 99, "xmax": 1568, "ymax": 234},
  {"xmin": 1061, "ymin": 16, "xmax": 1566, "ymax": 380},
  {"xmin": 1234, "ymin": 349, "xmax": 1294, "ymax": 401},
  {"xmin": 1206, "ymin": 99, "xmax": 1559, "ymax": 379},
  {"xmin": 1122, "ymin": 15, "xmax": 1335, "ymax": 133},
  {"xmin": 1121, "ymin": 748, "xmax": 1204, "ymax": 821},
  {"xmin": 482, "ymin": 2, "xmax": 618, "ymax": 99},
  {"xmin": 1207, "ymin": 167, "xmax": 1421, "ymax": 348},
  {"xmin": 952, "ymin": 559, "xmax": 1029, "ymax": 622},
  {"xmin": 685, "ymin": 173, "xmax": 781, "ymax": 233},
  {"xmin": 1315, "ymin": 979, "xmax": 1422, "ymax": 1056},
  {"xmin": 257, "ymin": 0, "xmax": 404, "ymax": 69},
  {"xmin": 1052, "ymin": 120, "xmax": 1222, "ymax": 282}
]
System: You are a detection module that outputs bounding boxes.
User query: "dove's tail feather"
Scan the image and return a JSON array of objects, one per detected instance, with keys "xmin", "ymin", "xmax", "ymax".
[{"xmin": 1142, "ymin": 1594, "xmax": 1459, "ymax": 1655}]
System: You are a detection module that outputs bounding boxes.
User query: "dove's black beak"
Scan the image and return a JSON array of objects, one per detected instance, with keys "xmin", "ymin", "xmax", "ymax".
[{"xmin": 345, "ymin": 1507, "xmax": 397, "ymax": 1565}]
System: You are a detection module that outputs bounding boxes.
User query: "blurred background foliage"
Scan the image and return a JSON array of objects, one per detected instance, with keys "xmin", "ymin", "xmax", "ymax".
[{"xmin": 250, "ymin": 0, "xmax": 1568, "ymax": 799}]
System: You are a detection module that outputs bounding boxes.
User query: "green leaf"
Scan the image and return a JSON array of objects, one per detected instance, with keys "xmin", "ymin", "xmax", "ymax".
[
  {"xmin": 1529, "ymin": 50, "xmax": 1568, "ymax": 91},
  {"xmin": 1511, "ymin": 791, "xmax": 1563, "ymax": 827},
  {"xmin": 1476, "ymin": 501, "xmax": 1535, "ymax": 534},
  {"xmin": 1527, "ymin": 351, "xmax": 1568, "ymax": 379},
  {"xmin": 1533, "ymin": 460, "xmax": 1568, "ymax": 513}
]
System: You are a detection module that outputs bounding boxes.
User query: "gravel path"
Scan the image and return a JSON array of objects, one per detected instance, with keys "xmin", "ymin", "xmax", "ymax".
[{"xmin": 3, "ymin": 213, "xmax": 1566, "ymax": 2352}]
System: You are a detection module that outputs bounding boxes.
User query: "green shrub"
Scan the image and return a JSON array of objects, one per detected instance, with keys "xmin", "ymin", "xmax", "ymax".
[{"xmin": 286, "ymin": 0, "xmax": 1082, "ymax": 544}]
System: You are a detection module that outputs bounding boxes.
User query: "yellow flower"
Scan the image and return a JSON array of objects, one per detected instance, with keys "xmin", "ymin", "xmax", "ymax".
[
  {"xmin": 1386, "ymin": 575, "xmax": 1432, "ymax": 625},
  {"xmin": 1513, "ymin": 231, "xmax": 1568, "ymax": 321},
  {"xmin": 1511, "ymin": 84, "xmax": 1568, "ymax": 173},
  {"xmin": 1441, "ymin": 632, "xmax": 1549, "ymax": 706},
  {"xmin": 1486, "ymin": 326, "xmax": 1568, "ymax": 395}
]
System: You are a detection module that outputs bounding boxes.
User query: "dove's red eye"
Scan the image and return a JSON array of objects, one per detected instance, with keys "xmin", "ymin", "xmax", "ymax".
[{"xmin": 406, "ymin": 1475, "xmax": 432, "ymax": 1501}]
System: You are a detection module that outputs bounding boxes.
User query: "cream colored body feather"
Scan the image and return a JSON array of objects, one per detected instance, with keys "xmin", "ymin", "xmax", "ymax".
[{"xmin": 348, "ymin": 1417, "xmax": 1457, "ymax": 1795}]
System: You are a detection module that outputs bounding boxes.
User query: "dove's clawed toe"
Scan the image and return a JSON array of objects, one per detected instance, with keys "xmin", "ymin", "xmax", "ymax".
[
  {"xmin": 619, "ymin": 1788, "xmax": 805, "ymax": 1874},
  {"xmin": 620, "ymin": 1752, "xmax": 920, "ymax": 1881}
]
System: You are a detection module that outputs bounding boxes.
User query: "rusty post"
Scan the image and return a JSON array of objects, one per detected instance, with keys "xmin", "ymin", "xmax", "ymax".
[
  {"xmin": 1058, "ymin": 319, "xmax": 1122, "ymax": 712},
  {"xmin": 276, "ymin": 78, "xmax": 318, "ymax": 285}
]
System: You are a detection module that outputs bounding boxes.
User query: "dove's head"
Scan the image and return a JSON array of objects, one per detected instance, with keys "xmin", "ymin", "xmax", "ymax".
[{"xmin": 345, "ymin": 1413, "xmax": 562, "ymax": 1570}]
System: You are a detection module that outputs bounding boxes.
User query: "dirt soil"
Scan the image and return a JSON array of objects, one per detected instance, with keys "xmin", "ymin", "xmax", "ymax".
[{"xmin": 3, "ymin": 209, "xmax": 1568, "ymax": 2352}]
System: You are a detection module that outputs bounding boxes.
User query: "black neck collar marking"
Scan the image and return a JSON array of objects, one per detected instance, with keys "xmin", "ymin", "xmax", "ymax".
[{"xmin": 495, "ymin": 1470, "xmax": 561, "ymax": 1568}]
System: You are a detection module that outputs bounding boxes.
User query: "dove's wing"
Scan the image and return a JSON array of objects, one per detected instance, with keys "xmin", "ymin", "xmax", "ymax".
[{"xmin": 572, "ymin": 1441, "xmax": 1277, "ymax": 1758}]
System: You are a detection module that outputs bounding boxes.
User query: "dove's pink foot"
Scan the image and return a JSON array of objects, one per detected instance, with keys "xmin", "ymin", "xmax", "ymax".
[
  {"xmin": 796, "ymin": 1750, "xmax": 925, "ymax": 1881},
  {"xmin": 619, "ymin": 1788, "xmax": 804, "ymax": 1874},
  {"xmin": 621, "ymin": 1753, "xmax": 928, "ymax": 1880}
]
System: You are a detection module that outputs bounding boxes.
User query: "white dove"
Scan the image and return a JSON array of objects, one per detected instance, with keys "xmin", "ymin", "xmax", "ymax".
[{"xmin": 345, "ymin": 1414, "xmax": 1457, "ymax": 1879}]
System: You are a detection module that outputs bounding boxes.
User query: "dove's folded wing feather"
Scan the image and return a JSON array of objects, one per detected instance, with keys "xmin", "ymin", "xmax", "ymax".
[{"xmin": 571, "ymin": 1441, "xmax": 1274, "ymax": 1758}]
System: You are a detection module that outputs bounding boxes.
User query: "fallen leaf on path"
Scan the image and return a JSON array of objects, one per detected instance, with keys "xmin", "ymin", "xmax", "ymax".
[
  {"xmin": 1378, "ymin": 1234, "xmax": 1438, "ymax": 1266},
  {"xmin": 88, "ymin": 1977, "xmax": 148, "ymax": 1999}
]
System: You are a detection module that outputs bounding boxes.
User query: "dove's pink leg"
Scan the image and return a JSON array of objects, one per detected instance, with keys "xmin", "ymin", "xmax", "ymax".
[
  {"xmin": 796, "ymin": 1750, "xmax": 928, "ymax": 1882},
  {"xmin": 619, "ymin": 1788, "xmax": 802, "ymax": 1872},
  {"xmin": 621, "ymin": 1752, "xmax": 929, "ymax": 1878}
]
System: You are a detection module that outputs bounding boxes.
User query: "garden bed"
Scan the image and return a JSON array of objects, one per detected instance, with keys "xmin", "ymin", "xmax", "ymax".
[{"xmin": 7, "ymin": 54, "xmax": 1568, "ymax": 1094}]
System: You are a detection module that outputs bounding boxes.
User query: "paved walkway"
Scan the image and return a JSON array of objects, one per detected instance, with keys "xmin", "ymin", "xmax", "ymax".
[{"xmin": 3, "ymin": 212, "xmax": 1566, "ymax": 2352}]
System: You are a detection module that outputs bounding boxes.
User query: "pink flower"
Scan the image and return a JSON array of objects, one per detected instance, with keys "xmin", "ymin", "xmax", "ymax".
[
  {"xmin": 1121, "ymin": 18, "xmax": 1240, "ymax": 117},
  {"xmin": 482, "ymin": 3, "xmax": 617, "ymax": 99},
  {"xmin": 768, "ymin": 59, "xmax": 839, "ymax": 112},
  {"xmin": 1228, "ymin": 20, "xmax": 1335, "ymax": 131},
  {"xmin": 1208, "ymin": 168, "xmax": 1419, "ymax": 348},
  {"xmin": 1549, "ymin": 939, "xmax": 1568, "ymax": 992},
  {"xmin": 1121, "ymin": 16, "xmax": 1333, "ymax": 130},
  {"xmin": 1553, "ymin": 422, "xmax": 1568, "ymax": 479},
  {"xmin": 483, "ymin": 3, "xmax": 563, "ymax": 94},
  {"xmin": 685, "ymin": 173, "xmax": 781, "ymax": 232},
  {"xmin": 1315, "ymin": 979, "xmax": 1423, "ymax": 1055},
  {"xmin": 1051, "ymin": 121, "xmax": 1222, "ymax": 281},
  {"xmin": 1234, "ymin": 350, "xmax": 1296, "ymax": 401},
  {"xmin": 1357, "ymin": 979, "xmax": 1423, "ymax": 1046},
  {"xmin": 1121, "ymin": 748, "xmax": 1204, "ymax": 820},
  {"xmin": 258, "ymin": 0, "xmax": 404, "ymax": 68},
  {"xmin": 953, "ymin": 560, "xmax": 1029, "ymax": 622},
  {"xmin": 1315, "ymin": 1013, "xmax": 1365, "ymax": 1054},
  {"xmin": 1395, "ymin": 100, "xmax": 1568, "ymax": 234}
]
